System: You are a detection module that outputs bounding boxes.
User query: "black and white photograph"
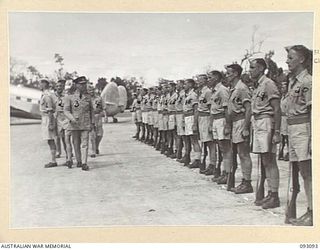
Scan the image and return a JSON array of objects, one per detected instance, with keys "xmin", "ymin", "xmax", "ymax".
[{"xmin": 9, "ymin": 12, "xmax": 313, "ymax": 228}]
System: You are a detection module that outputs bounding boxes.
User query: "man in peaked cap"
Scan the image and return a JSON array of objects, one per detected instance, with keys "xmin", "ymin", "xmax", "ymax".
[{"xmin": 64, "ymin": 76, "xmax": 95, "ymax": 171}]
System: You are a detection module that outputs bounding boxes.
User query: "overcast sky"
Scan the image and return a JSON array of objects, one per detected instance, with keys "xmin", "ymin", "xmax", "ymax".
[{"xmin": 9, "ymin": 12, "xmax": 313, "ymax": 85}]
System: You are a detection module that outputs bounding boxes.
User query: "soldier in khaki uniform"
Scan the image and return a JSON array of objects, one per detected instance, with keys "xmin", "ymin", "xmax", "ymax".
[
  {"xmin": 152, "ymin": 87, "xmax": 160, "ymax": 148},
  {"xmin": 130, "ymin": 92, "xmax": 139, "ymax": 138},
  {"xmin": 183, "ymin": 79, "xmax": 201, "ymax": 167},
  {"xmin": 53, "ymin": 80, "xmax": 70, "ymax": 165},
  {"xmin": 160, "ymin": 84, "xmax": 170, "ymax": 154},
  {"xmin": 175, "ymin": 80, "xmax": 186, "ymax": 162},
  {"xmin": 208, "ymin": 71, "xmax": 232, "ymax": 184},
  {"xmin": 135, "ymin": 89, "xmax": 143, "ymax": 140},
  {"xmin": 250, "ymin": 58, "xmax": 281, "ymax": 209},
  {"xmin": 40, "ymin": 79, "xmax": 58, "ymax": 168},
  {"xmin": 140, "ymin": 88, "xmax": 148, "ymax": 142},
  {"xmin": 166, "ymin": 82, "xmax": 178, "ymax": 158},
  {"xmin": 64, "ymin": 76, "xmax": 95, "ymax": 171},
  {"xmin": 195, "ymin": 74, "xmax": 216, "ymax": 175},
  {"xmin": 146, "ymin": 87, "xmax": 154, "ymax": 145},
  {"xmin": 226, "ymin": 64, "xmax": 253, "ymax": 193},
  {"xmin": 285, "ymin": 45, "xmax": 312, "ymax": 226},
  {"xmin": 88, "ymin": 85, "xmax": 106, "ymax": 157},
  {"xmin": 156, "ymin": 86, "xmax": 164, "ymax": 151}
]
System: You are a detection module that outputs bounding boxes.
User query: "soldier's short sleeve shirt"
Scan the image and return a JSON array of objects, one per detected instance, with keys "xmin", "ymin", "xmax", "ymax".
[
  {"xmin": 287, "ymin": 69, "xmax": 312, "ymax": 118},
  {"xmin": 252, "ymin": 75, "xmax": 280, "ymax": 116},
  {"xmin": 198, "ymin": 86, "xmax": 212, "ymax": 113},
  {"xmin": 210, "ymin": 83, "xmax": 230, "ymax": 115},
  {"xmin": 183, "ymin": 89, "xmax": 198, "ymax": 113},
  {"xmin": 228, "ymin": 80, "xmax": 251, "ymax": 114}
]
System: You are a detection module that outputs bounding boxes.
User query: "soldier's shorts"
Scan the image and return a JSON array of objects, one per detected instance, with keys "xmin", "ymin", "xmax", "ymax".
[
  {"xmin": 158, "ymin": 113, "xmax": 164, "ymax": 131},
  {"xmin": 153, "ymin": 111, "xmax": 159, "ymax": 128},
  {"xmin": 288, "ymin": 122, "xmax": 311, "ymax": 162},
  {"xmin": 198, "ymin": 115, "xmax": 213, "ymax": 142},
  {"xmin": 162, "ymin": 114, "xmax": 169, "ymax": 131},
  {"xmin": 252, "ymin": 117, "xmax": 277, "ymax": 154},
  {"xmin": 132, "ymin": 111, "xmax": 137, "ymax": 123},
  {"xmin": 57, "ymin": 118, "xmax": 69, "ymax": 136},
  {"xmin": 176, "ymin": 113, "xmax": 185, "ymax": 136},
  {"xmin": 185, "ymin": 115, "xmax": 195, "ymax": 136},
  {"xmin": 232, "ymin": 119, "xmax": 246, "ymax": 144},
  {"xmin": 147, "ymin": 111, "xmax": 153, "ymax": 125},
  {"xmin": 212, "ymin": 117, "xmax": 230, "ymax": 140},
  {"xmin": 281, "ymin": 116, "xmax": 288, "ymax": 136},
  {"xmin": 142, "ymin": 111, "xmax": 148, "ymax": 124},
  {"xmin": 136, "ymin": 109, "xmax": 142, "ymax": 123},
  {"xmin": 41, "ymin": 115, "xmax": 57, "ymax": 140},
  {"xmin": 168, "ymin": 114, "xmax": 176, "ymax": 130}
]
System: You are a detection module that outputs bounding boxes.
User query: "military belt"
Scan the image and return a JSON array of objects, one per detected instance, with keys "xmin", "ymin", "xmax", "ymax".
[
  {"xmin": 253, "ymin": 113, "xmax": 273, "ymax": 120},
  {"xmin": 232, "ymin": 112, "xmax": 245, "ymax": 122},
  {"xmin": 287, "ymin": 114, "xmax": 310, "ymax": 125},
  {"xmin": 211, "ymin": 113, "xmax": 225, "ymax": 120},
  {"xmin": 198, "ymin": 111, "xmax": 210, "ymax": 117}
]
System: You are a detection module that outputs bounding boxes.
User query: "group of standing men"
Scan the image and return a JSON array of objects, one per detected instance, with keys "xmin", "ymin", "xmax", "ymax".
[
  {"xmin": 131, "ymin": 45, "xmax": 312, "ymax": 226},
  {"xmin": 40, "ymin": 76, "xmax": 106, "ymax": 171}
]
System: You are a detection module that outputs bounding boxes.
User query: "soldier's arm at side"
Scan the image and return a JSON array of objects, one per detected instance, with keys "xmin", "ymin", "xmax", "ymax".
[
  {"xmin": 63, "ymin": 96, "xmax": 76, "ymax": 123},
  {"xmin": 45, "ymin": 96, "xmax": 55, "ymax": 129},
  {"xmin": 243, "ymin": 101, "xmax": 252, "ymax": 135},
  {"xmin": 270, "ymin": 98, "xmax": 281, "ymax": 144}
]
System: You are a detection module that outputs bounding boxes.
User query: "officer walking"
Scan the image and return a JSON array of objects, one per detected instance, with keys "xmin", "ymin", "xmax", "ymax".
[{"xmin": 64, "ymin": 76, "xmax": 95, "ymax": 171}]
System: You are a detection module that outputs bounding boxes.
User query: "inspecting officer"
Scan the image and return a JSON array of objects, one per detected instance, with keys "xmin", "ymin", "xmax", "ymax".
[{"xmin": 64, "ymin": 76, "xmax": 95, "ymax": 171}]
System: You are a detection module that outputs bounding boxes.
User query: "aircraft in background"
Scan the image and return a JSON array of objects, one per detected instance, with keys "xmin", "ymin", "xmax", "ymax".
[{"xmin": 10, "ymin": 84, "xmax": 128, "ymax": 121}]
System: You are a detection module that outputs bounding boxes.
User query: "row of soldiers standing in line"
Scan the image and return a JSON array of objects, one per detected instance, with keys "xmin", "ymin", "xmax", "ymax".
[
  {"xmin": 130, "ymin": 45, "xmax": 312, "ymax": 226},
  {"xmin": 40, "ymin": 76, "xmax": 106, "ymax": 171}
]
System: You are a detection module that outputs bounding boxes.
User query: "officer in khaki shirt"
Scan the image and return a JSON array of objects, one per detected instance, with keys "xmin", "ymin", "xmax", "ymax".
[
  {"xmin": 40, "ymin": 79, "xmax": 58, "ymax": 168},
  {"xmin": 196, "ymin": 74, "xmax": 216, "ymax": 175},
  {"xmin": 285, "ymin": 45, "xmax": 312, "ymax": 226},
  {"xmin": 226, "ymin": 64, "xmax": 253, "ymax": 193},
  {"xmin": 250, "ymin": 58, "xmax": 281, "ymax": 209},
  {"xmin": 183, "ymin": 79, "xmax": 201, "ymax": 167},
  {"xmin": 208, "ymin": 70, "xmax": 231, "ymax": 184},
  {"xmin": 64, "ymin": 76, "xmax": 95, "ymax": 171}
]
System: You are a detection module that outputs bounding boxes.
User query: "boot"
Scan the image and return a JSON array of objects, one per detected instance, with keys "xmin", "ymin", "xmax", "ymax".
[
  {"xmin": 254, "ymin": 190, "xmax": 272, "ymax": 206},
  {"xmin": 217, "ymin": 172, "xmax": 228, "ymax": 184},
  {"xmin": 183, "ymin": 155, "xmax": 191, "ymax": 166},
  {"xmin": 176, "ymin": 149, "xmax": 182, "ymax": 161},
  {"xmin": 234, "ymin": 180, "xmax": 253, "ymax": 194},
  {"xmin": 284, "ymin": 153, "xmax": 289, "ymax": 161},
  {"xmin": 169, "ymin": 150, "xmax": 177, "ymax": 159},
  {"xmin": 199, "ymin": 162, "xmax": 207, "ymax": 174},
  {"xmin": 289, "ymin": 208, "xmax": 313, "ymax": 226},
  {"xmin": 212, "ymin": 170, "xmax": 226, "ymax": 182},
  {"xmin": 165, "ymin": 147, "xmax": 173, "ymax": 157},
  {"xmin": 160, "ymin": 143, "xmax": 166, "ymax": 154},
  {"xmin": 188, "ymin": 159, "xmax": 201, "ymax": 169},
  {"xmin": 262, "ymin": 192, "xmax": 280, "ymax": 209},
  {"xmin": 204, "ymin": 164, "xmax": 215, "ymax": 176},
  {"xmin": 230, "ymin": 178, "xmax": 245, "ymax": 192},
  {"xmin": 156, "ymin": 141, "xmax": 161, "ymax": 151}
]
